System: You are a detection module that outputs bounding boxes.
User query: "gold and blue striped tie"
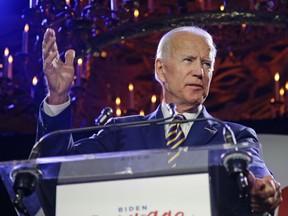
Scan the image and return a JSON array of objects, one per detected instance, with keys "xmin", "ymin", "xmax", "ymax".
[{"xmin": 166, "ymin": 114, "xmax": 186, "ymax": 167}]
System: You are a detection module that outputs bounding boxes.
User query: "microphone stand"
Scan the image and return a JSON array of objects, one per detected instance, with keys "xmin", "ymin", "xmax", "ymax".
[{"xmin": 221, "ymin": 125, "xmax": 252, "ymax": 199}]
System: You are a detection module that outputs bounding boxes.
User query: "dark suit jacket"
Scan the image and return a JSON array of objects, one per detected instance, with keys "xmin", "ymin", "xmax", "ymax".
[
  {"xmin": 37, "ymin": 103, "xmax": 271, "ymax": 178},
  {"xmin": 36, "ymin": 103, "xmax": 273, "ymax": 215}
]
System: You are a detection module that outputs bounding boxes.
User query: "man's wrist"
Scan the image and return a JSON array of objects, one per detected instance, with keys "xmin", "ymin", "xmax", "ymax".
[
  {"xmin": 43, "ymin": 95, "xmax": 71, "ymax": 117},
  {"xmin": 47, "ymin": 93, "xmax": 69, "ymax": 105}
]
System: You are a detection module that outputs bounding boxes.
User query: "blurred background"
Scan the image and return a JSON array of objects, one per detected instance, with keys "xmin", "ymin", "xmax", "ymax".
[{"xmin": 0, "ymin": 0, "xmax": 288, "ymax": 161}]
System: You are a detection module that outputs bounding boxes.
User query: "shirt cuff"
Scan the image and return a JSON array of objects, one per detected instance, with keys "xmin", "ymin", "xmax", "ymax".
[{"xmin": 43, "ymin": 95, "xmax": 71, "ymax": 117}]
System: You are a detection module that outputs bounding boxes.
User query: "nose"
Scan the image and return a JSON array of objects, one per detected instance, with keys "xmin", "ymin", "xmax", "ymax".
[{"xmin": 191, "ymin": 60, "xmax": 204, "ymax": 79}]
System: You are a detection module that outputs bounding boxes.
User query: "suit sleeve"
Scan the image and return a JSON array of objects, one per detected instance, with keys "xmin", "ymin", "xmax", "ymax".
[
  {"xmin": 230, "ymin": 123, "xmax": 272, "ymax": 178},
  {"xmin": 35, "ymin": 102, "xmax": 74, "ymax": 157}
]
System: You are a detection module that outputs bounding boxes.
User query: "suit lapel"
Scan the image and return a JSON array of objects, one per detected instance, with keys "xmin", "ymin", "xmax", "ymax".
[
  {"xmin": 140, "ymin": 105, "xmax": 221, "ymax": 149},
  {"xmin": 184, "ymin": 107, "xmax": 219, "ymax": 147},
  {"xmin": 141, "ymin": 105, "xmax": 167, "ymax": 149}
]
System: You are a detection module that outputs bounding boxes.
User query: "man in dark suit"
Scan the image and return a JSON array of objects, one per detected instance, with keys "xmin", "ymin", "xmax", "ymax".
[{"xmin": 40, "ymin": 26, "xmax": 282, "ymax": 214}]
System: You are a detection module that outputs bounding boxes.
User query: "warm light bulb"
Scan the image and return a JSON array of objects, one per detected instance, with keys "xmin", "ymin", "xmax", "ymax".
[
  {"xmin": 116, "ymin": 108, "xmax": 122, "ymax": 116},
  {"xmin": 274, "ymin": 72, "xmax": 280, "ymax": 82},
  {"xmin": 285, "ymin": 81, "xmax": 288, "ymax": 90},
  {"xmin": 4, "ymin": 48, "xmax": 9, "ymax": 56},
  {"xmin": 8, "ymin": 55, "xmax": 13, "ymax": 63},
  {"xmin": 220, "ymin": 5, "xmax": 225, "ymax": 11},
  {"xmin": 32, "ymin": 76, "xmax": 38, "ymax": 86},
  {"xmin": 101, "ymin": 51, "xmax": 107, "ymax": 58},
  {"xmin": 77, "ymin": 58, "xmax": 83, "ymax": 65},
  {"xmin": 134, "ymin": 9, "xmax": 139, "ymax": 18},
  {"xmin": 241, "ymin": 23, "xmax": 247, "ymax": 29},
  {"xmin": 139, "ymin": 110, "xmax": 145, "ymax": 116},
  {"xmin": 24, "ymin": 24, "xmax": 29, "ymax": 32},
  {"xmin": 115, "ymin": 97, "xmax": 121, "ymax": 105},
  {"xmin": 151, "ymin": 94, "xmax": 157, "ymax": 104},
  {"xmin": 128, "ymin": 83, "xmax": 134, "ymax": 92},
  {"xmin": 280, "ymin": 88, "xmax": 284, "ymax": 96}
]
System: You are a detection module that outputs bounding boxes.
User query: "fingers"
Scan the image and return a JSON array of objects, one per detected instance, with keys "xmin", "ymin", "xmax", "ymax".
[
  {"xmin": 65, "ymin": 49, "xmax": 76, "ymax": 66},
  {"xmin": 250, "ymin": 175, "xmax": 283, "ymax": 212},
  {"xmin": 42, "ymin": 28, "xmax": 60, "ymax": 65}
]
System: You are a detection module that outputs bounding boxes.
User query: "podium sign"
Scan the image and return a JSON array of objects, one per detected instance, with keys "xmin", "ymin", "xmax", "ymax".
[
  {"xmin": 56, "ymin": 173, "xmax": 210, "ymax": 216},
  {"xmin": 0, "ymin": 143, "xmax": 259, "ymax": 216}
]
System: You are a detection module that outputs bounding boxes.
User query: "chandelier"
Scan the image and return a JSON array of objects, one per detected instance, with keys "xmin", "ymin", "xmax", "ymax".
[{"xmin": 1, "ymin": 0, "xmax": 288, "ymax": 131}]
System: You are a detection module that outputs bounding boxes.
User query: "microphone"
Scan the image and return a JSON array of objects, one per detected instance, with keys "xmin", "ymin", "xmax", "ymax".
[
  {"xmin": 223, "ymin": 124, "xmax": 237, "ymax": 144},
  {"xmin": 221, "ymin": 123, "xmax": 252, "ymax": 198},
  {"xmin": 94, "ymin": 107, "xmax": 113, "ymax": 125}
]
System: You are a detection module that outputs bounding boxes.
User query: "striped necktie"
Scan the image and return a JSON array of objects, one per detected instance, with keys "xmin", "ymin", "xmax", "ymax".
[{"xmin": 166, "ymin": 114, "xmax": 186, "ymax": 167}]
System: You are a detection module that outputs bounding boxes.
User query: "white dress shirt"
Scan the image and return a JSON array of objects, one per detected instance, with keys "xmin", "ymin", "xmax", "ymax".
[{"xmin": 161, "ymin": 101, "xmax": 202, "ymax": 138}]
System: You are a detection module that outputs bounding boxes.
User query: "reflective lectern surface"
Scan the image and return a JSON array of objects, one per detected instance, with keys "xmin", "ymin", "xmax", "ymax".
[{"xmin": 0, "ymin": 142, "xmax": 259, "ymax": 216}]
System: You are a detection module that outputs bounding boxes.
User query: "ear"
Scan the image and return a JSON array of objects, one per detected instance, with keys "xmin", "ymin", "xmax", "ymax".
[{"xmin": 155, "ymin": 58, "xmax": 166, "ymax": 83}]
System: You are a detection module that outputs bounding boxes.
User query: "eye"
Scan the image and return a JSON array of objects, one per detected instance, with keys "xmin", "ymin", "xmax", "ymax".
[
  {"xmin": 202, "ymin": 61, "xmax": 212, "ymax": 69},
  {"xmin": 183, "ymin": 57, "xmax": 194, "ymax": 62}
]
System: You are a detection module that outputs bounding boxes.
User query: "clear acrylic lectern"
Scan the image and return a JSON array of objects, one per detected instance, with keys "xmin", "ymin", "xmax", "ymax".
[{"xmin": 0, "ymin": 142, "xmax": 260, "ymax": 216}]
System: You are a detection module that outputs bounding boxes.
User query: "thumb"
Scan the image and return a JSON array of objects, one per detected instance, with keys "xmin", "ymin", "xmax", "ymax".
[
  {"xmin": 247, "ymin": 170, "xmax": 256, "ymax": 187},
  {"xmin": 65, "ymin": 49, "xmax": 75, "ymax": 66},
  {"xmin": 247, "ymin": 170, "xmax": 260, "ymax": 192}
]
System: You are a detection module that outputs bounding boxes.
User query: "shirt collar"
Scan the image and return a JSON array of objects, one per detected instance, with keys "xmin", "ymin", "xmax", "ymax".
[{"xmin": 161, "ymin": 100, "xmax": 202, "ymax": 120}]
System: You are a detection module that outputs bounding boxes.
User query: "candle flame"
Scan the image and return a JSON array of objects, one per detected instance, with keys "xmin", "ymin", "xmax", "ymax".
[
  {"xmin": 4, "ymin": 48, "xmax": 9, "ymax": 56},
  {"xmin": 116, "ymin": 108, "xmax": 122, "ymax": 116},
  {"xmin": 8, "ymin": 55, "xmax": 13, "ymax": 63},
  {"xmin": 279, "ymin": 88, "xmax": 284, "ymax": 96},
  {"xmin": 115, "ymin": 97, "xmax": 121, "ymax": 105},
  {"xmin": 274, "ymin": 72, "xmax": 280, "ymax": 82},
  {"xmin": 134, "ymin": 9, "xmax": 139, "ymax": 18},
  {"xmin": 151, "ymin": 94, "xmax": 157, "ymax": 103},
  {"xmin": 77, "ymin": 58, "xmax": 83, "ymax": 65},
  {"xmin": 32, "ymin": 76, "xmax": 38, "ymax": 86},
  {"xmin": 139, "ymin": 110, "xmax": 145, "ymax": 116},
  {"xmin": 24, "ymin": 24, "xmax": 29, "ymax": 32},
  {"xmin": 100, "ymin": 51, "xmax": 107, "ymax": 58},
  {"xmin": 220, "ymin": 5, "xmax": 225, "ymax": 11},
  {"xmin": 128, "ymin": 83, "xmax": 134, "ymax": 91},
  {"xmin": 285, "ymin": 81, "xmax": 288, "ymax": 90}
]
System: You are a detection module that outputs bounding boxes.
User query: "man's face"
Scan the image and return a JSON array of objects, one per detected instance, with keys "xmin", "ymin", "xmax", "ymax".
[{"xmin": 156, "ymin": 32, "xmax": 214, "ymax": 112}]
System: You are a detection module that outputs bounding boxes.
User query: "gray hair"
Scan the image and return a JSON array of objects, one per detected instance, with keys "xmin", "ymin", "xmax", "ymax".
[{"xmin": 156, "ymin": 26, "xmax": 217, "ymax": 60}]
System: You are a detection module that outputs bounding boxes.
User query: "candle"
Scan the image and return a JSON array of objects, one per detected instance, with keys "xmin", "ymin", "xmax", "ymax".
[
  {"xmin": 150, "ymin": 94, "xmax": 157, "ymax": 112},
  {"xmin": 128, "ymin": 83, "xmax": 134, "ymax": 108},
  {"xmin": 31, "ymin": 76, "xmax": 38, "ymax": 98},
  {"xmin": 115, "ymin": 97, "xmax": 121, "ymax": 116},
  {"xmin": 274, "ymin": 72, "xmax": 280, "ymax": 101},
  {"xmin": 279, "ymin": 87, "xmax": 285, "ymax": 115},
  {"xmin": 134, "ymin": 9, "xmax": 139, "ymax": 22},
  {"xmin": 148, "ymin": 0, "xmax": 154, "ymax": 13},
  {"xmin": 29, "ymin": 0, "xmax": 36, "ymax": 8},
  {"xmin": 76, "ymin": 58, "xmax": 83, "ymax": 86},
  {"xmin": 280, "ymin": 88, "xmax": 285, "ymax": 102},
  {"xmin": 7, "ymin": 55, "xmax": 13, "ymax": 80},
  {"xmin": 285, "ymin": 81, "xmax": 288, "ymax": 108},
  {"xmin": 110, "ymin": 0, "xmax": 118, "ymax": 19},
  {"xmin": 65, "ymin": 0, "xmax": 71, "ymax": 7},
  {"xmin": 22, "ymin": 24, "xmax": 29, "ymax": 53},
  {"xmin": 3, "ymin": 48, "xmax": 9, "ymax": 77}
]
